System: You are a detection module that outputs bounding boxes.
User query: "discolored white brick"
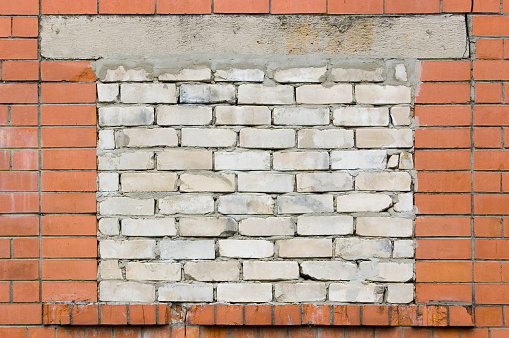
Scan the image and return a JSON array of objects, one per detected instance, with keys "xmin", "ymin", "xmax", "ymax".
[
  {"xmin": 331, "ymin": 150, "xmax": 386, "ymax": 169},
  {"xmin": 240, "ymin": 128, "xmax": 295, "ymax": 149},
  {"xmin": 391, "ymin": 106, "xmax": 411, "ymax": 126},
  {"xmin": 159, "ymin": 283, "xmax": 213, "ymax": 302},
  {"xmin": 157, "ymin": 105, "xmax": 212, "ymax": 126},
  {"xmin": 218, "ymin": 194, "xmax": 274, "ymax": 214},
  {"xmin": 218, "ymin": 240, "xmax": 274, "ymax": 258},
  {"xmin": 159, "ymin": 67, "xmax": 211, "ymax": 81},
  {"xmin": 100, "ymin": 240, "xmax": 156, "ymax": 259},
  {"xmin": 121, "ymin": 172, "xmax": 177, "ymax": 192},
  {"xmin": 122, "ymin": 218, "xmax": 177, "ymax": 236},
  {"xmin": 160, "ymin": 240, "xmax": 215, "ymax": 260},
  {"xmin": 296, "ymin": 84, "xmax": 353, "ymax": 104},
  {"xmin": 98, "ymin": 152, "xmax": 154, "ymax": 170},
  {"xmin": 184, "ymin": 261, "xmax": 240, "ymax": 281},
  {"xmin": 179, "ymin": 217, "xmax": 237, "ymax": 237},
  {"xmin": 180, "ymin": 173, "xmax": 235, "ymax": 192},
  {"xmin": 98, "ymin": 129, "xmax": 115, "ymax": 150},
  {"xmin": 215, "ymin": 106, "xmax": 271, "ymax": 125},
  {"xmin": 99, "ymin": 260, "xmax": 122, "ymax": 280},
  {"xmin": 215, "ymin": 151, "xmax": 270, "ymax": 170},
  {"xmin": 356, "ymin": 85, "xmax": 411, "ymax": 104},
  {"xmin": 99, "ymin": 106, "xmax": 154, "ymax": 126},
  {"xmin": 333, "ymin": 107, "xmax": 389, "ymax": 126},
  {"xmin": 329, "ymin": 283, "xmax": 384, "ymax": 303},
  {"xmin": 336, "ymin": 193, "xmax": 392, "ymax": 212},
  {"xmin": 274, "ymin": 67, "xmax": 327, "ymax": 83},
  {"xmin": 356, "ymin": 128, "xmax": 413, "ymax": 148},
  {"xmin": 393, "ymin": 240, "xmax": 415, "ymax": 258},
  {"xmin": 126, "ymin": 262, "xmax": 181, "ymax": 281},
  {"xmin": 239, "ymin": 217, "xmax": 294, "ymax": 236},
  {"xmin": 298, "ymin": 129, "xmax": 354, "ymax": 149},
  {"xmin": 100, "ymin": 281, "xmax": 155, "ymax": 302},
  {"xmin": 356, "ymin": 217, "xmax": 413, "ymax": 238},
  {"xmin": 99, "ymin": 197, "xmax": 154, "ymax": 216},
  {"xmin": 387, "ymin": 283, "xmax": 414, "ymax": 303},
  {"xmin": 399, "ymin": 152, "xmax": 413, "ymax": 169},
  {"xmin": 331, "ymin": 66, "xmax": 384, "ymax": 82},
  {"xmin": 97, "ymin": 83, "xmax": 119, "ymax": 102},
  {"xmin": 238, "ymin": 173, "xmax": 294, "ymax": 193},
  {"xmin": 157, "ymin": 150, "xmax": 212, "ymax": 170},
  {"xmin": 274, "ymin": 283, "xmax": 326, "ymax": 302},
  {"xmin": 335, "ymin": 238, "xmax": 392, "ymax": 260},
  {"xmin": 103, "ymin": 66, "xmax": 152, "ymax": 82},
  {"xmin": 359, "ymin": 261, "xmax": 413, "ymax": 282},
  {"xmin": 238, "ymin": 84, "xmax": 294, "ymax": 105},
  {"xmin": 394, "ymin": 193, "xmax": 414, "ymax": 212},
  {"xmin": 98, "ymin": 218, "xmax": 119, "ymax": 236},
  {"xmin": 159, "ymin": 195, "xmax": 214, "ymax": 214},
  {"xmin": 116, "ymin": 128, "xmax": 178, "ymax": 148},
  {"xmin": 297, "ymin": 215, "xmax": 353, "ymax": 236},
  {"xmin": 215, "ymin": 68, "xmax": 264, "ymax": 82},
  {"xmin": 121, "ymin": 83, "xmax": 177, "ymax": 103},
  {"xmin": 217, "ymin": 283, "xmax": 272, "ymax": 303},
  {"xmin": 273, "ymin": 151, "xmax": 329, "ymax": 171},
  {"xmin": 98, "ymin": 172, "xmax": 119, "ymax": 192},
  {"xmin": 277, "ymin": 238, "xmax": 332, "ymax": 258},
  {"xmin": 300, "ymin": 261, "xmax": 357, "ymax": 280},
  {"xmin": 277, "ymin": 194, "xmax": 334, "ymax": 214},
  {"xmin": 181, "ymin": 128, "xmax": 237, "ymax": 147},
  {"xmin": 297, "ymin": 172, "xmax": 353, "ymax": 192},
  {"xmin": 355, "ymin": 172, "xmax": 412, "ymax": 191},
  {"xmin": 273, "ymin": 107, "xmax": 329, "ymax": 125},
  {"xmin": 180, "ymin": 84, "xmax": 235, "ymax": 104},
  {"xmin": 243, "ymin": 261, "xmax": 299, "ymax": 281}
]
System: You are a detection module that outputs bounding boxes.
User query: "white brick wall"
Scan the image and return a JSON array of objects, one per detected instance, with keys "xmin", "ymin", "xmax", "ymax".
[{"xmin": 97, "ymin": 60, "xmax": 416, "ymax": 304}]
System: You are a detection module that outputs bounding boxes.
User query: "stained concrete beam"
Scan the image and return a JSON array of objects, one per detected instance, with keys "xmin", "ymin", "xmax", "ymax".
[{"xmin": 41, "ymin": 15, "xmax": 468, "ymax": 60}]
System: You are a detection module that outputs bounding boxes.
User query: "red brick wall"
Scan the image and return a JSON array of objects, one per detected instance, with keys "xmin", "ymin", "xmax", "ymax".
[{"xmin": 1, "ymin": 0, "xmax": 509, "ymax": 337}]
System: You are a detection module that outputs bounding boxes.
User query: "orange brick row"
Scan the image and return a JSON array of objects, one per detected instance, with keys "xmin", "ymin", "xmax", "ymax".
[{"xmin": 32, "ymin": 0, "xmax": 508, "ymax": 14}]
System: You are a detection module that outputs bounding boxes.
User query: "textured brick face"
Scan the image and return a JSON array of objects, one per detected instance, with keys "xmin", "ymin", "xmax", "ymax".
[{"xmin": 97, "ymin": 60, "xmax": 416, "ymax": 304}]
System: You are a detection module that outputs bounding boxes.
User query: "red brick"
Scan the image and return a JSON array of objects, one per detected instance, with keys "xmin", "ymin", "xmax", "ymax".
[
  {"xmin": 201, "ymin": 327, "xmax": 228, "ymax": 338},
  {"xmin": 216, "ymin": 304, "xmax": 243, "ymax": 325},
  {"xmin": 431, "ymin": 328, "xmax": 460, "ymax": 337},
  {"xmin": 416, "ymin": 262, "xmax": 472, "ymax": 282},
  {"xmin": 505, "ymin": 83, "xmax": 509, "ymax": 103},
  {"xmin": 344, "ymin": 328, "xmax": 374, "ymax": 338},
  {"xmin": 0, "ymin": 172, "xmax": 37, "ymax": 191},
  {"xmin": 72, "ymin": 304, "xmax": 99, "ymax": 325},
  {"xmin": 473, "ymin": 0, "xmax": 501, "ymax": 12},
  {"xmin": 43, "ymin": 304, "xmax": 71, "ymax": 325},
  {"xmin": 476, "ymin": 284, "xmax": 509, "ymax": 304},
  {"xmin": 41, "ymin": 192, "xmax": 96, "ymax": 213},
  {"xmin": 420, "ymin": 61, "xmax": 471, "ymax": 81},
  {"xmin": 416, "ymin": 284, "xmax": 472, "ymax": 303},
  {"xmin": 214, "ymin": 0, "xmax": 269, "ymax": 13},
  {"xmin": 271, "ymin": 0, "xmax": 326, "ymax": 13},
  {"xmin": 12, "ymin": 282, "xmax": 39, "ymax": 302},
  {"xmin": 42, "ymin": 149, "xmax": 96, "ymax": 170},
  {"xmin": 12, "ymin": 150, "xmax": 38, "ymax": 170},
  {"xmin": 231, "ymin": 328, "xmax": 258, "ymax": 338},
  {"xmin": 415, "ymin": 194, "xmax": 471, "ymax": 215},
  {"xmin": 385, "ymin": 0, "xmax": 440, "ymax": 13},
  {"xmin": 0, "ymin": 39, "xmax": 38, "ymax": 59},
  {"xmin": 1, "ymin": 1, "xmax": 38, "ymax": 14},
  {"xmin": 402, "ymin": 328, "xmax": 432, "ymax": 338},
  {"xmin": 186, "ymin": 305, "xmax": 214, "ymax": 325},
  {"xmin": 415, "ymin": 106, "xmax": 471, "ymax": 127},
  {"xmin": 474, "ymin": 60, "xmax": 509, "ymax": 80},
  {"xmin": 0, "ymin": 260, "xmax": 38, "ymax": 280},
  {"xmin": 474, "ymin": 217, "xmax": 502, "ymax": 237},
  {"xmin": 41, "ymin": 105, "xmax": 96, "ymax": 126},
  {"xmin": 42, "ymin": 0, "xmax": 97, "ymax": 14},
  {"xmin": 41, "ymin": 61, "xmax": 95, "ymax": 82},
  {"xmin": 11, "ymin": 17, "xmax": 38, "ymax": 37},
  {"xmin": 287, "ymin": 327, "xmax": 315, "ymax": 338},
  {"xmin": 0, "ymin": 84, "xmax": 38, "ymax": 103},
  {"xmin": 0, "ymin": 304, "xmax": 42, "ymax": 324},
  {"xmin": 143, "ymin": 327, "xmax": 171, "ymax": 338},
  {"xmin": 41, "ymin": 215, "xmax": 96, "ymax": 236},
  {"xmin": 12, "ymin": 238, "xmax": 38, "ymax": 258},
  {"xmin": 11, "ymin": 106, "xmax": 38, "ymax": 126},
  {"xmin": 42, "ymin": 260, "xmax": 97, "ymax": 280},
  {"xmin": 417, "ymin": 172, "xmax": 471, "ymax": 193},
  {"xmin": 474, "ymin": 106, "xmax": 509, "ymax": 125},
  {"xmin": 332, "ymin": 305, "xmax": 360, "ymax": 325},
  {"xmin": 502, "ymin": 173, "xmax": 509, "ymax": 192},
  {"xmin": 415, "ymin": 150, "xmax": 471, "ymax": 170},
  {"xmin": 492, "ymin": 329, "xmax": 509, "ymax": 338},
  {"xmin": 477, "ymin": 39, "xmax": 504, "ymax": 59},
  {"xmin": 42, "ymin": 171, "xmax": 96, "ymax": 192},
  {"xmin": 473, "ymin": 16, "xmax": 509, "ymax": 36},
  {"xmin": 0, "ymin": 239, "xmax": 9, "ymax": 258},
  {"xmin": 28, "ymin": 327, "xmax": 56, "ymax": 338},
  {"xmin": 416, "ymin": 239, "xmax": 472, "ymax": 259},
  {"xmin": 42, "ymin": 238, "xmax": 97, "ymax": 258},
  {"xmin": 0, "ymin": 127, "xmax": 37, "ymax": 148},
  {"xmin": 390, "ymin": 306, "xmax": 419, "ymax": 326},
  {"xmin": 475, "ymin": 172, "xmax": 501, "ymax": 192},
  {"xmin": 100, "ymin": 0, "xmax": 155, "ymax": 14},
  {"xmin": 303, "ymin": 304, "xmax": 330, "ymax": 325},
  {"xmin": 0, "ymin": 216, "xmax": 38, "ymax": 236},
  {"xmin": 157, "ymin": 0, "xmax": 212, "ymax": 13},
  {"xmin": 0, "ymin": 149, "xmax": 8, "ymax": 169},
  {"xmin": 260, "ymin": 327, "xmax": 288, "ymax": 338},
  {"xmin": 474, "ymin": 150, "xmax": 509, "ymax": 170},
  {"xmin": 415, "ymin": 128, "xmax": 470, "ymax": 148},
  {"xmin": 274, "ymin": 305, "xmax": 301, "ymax": 325},
  {"xmin": 0, "ymin": 17, "xmax": 10, "ymax": 38},
  {"xmin": 449, "ymin": 307, "xmax": 474, "ymax": 327},
  {"xmin": 476, "ymin": 239, "xmax": 509, "ymax": 258},
  {"xmin": 361, "ymin": 305, "xmax": 389, "ymax": 326},
  {"xmin": 475, "ymin": 194, "xmax": 509, "ymax": 214},
  {"xmin": 129, "ymin": 304, "xmax": 157, "ymax": 325},
  {"xmin": 0, "ymin": 282, "xmax": 9, "ymax": 302},
  {"xmin": 416, "ymin": 83, "xmax": 471, "ymax": 103},
  {"xmin": 42, "ymin": 282, "xmax": 97, "ymax": 302},
  {"xmin": 0, "ymin": 107, "xmax": 7, "ymax": 126},
  {"xmin": 56, "ymin": 327, "xmax": 85, "ymax": 338},
  {"xmin": 0, "ymin": 193, "xmax": 38, "ymax": 213},
  {"xmin": 375, "ymin": 328, "xmax": 403, "ymax": 338},
  {"xmin": 2, "ymin": 61, "xmax": 38, "ymax": 81},
  {"xmin": 475, "ymin": 262, "xmax": 502, "ymax": 282},
  {"xmin": 244, "ymin": 304, "xmax": 272, "ymax": 325},
  {"xmin": 476, "ymin": 82, "xmax": 503, "ymax": 103},
  {"xmin": 41, "ymin": 83, "xmax": 96, "ymax": 104},
  {"xmin": 41, "ymin": 127, "xmax": 96, "ymax": 148},
  {"xmin": 328, "ymin": 0, "xmax": 383, "ymax": 14},
  {"xmin": 101, "ymin": 305, "xmax": 127, "ymax": 325},
  {"xmin": 443, "ymin": 0, "xmax": 473, "ymax": 12},
  {"xmin": 475, "ymin": 127, "xmax": 502, "ymax": 147}
]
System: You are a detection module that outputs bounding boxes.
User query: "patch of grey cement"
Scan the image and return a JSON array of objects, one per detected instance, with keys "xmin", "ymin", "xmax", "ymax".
[{"xmin": 41, "ymin": 15, "xmax": 468, "ymax": 60}]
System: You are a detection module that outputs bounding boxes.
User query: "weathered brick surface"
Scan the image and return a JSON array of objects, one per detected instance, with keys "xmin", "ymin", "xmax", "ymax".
[{"xmin": 97, "ymin": 60, "xmax": 416, "ymax": 304}]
